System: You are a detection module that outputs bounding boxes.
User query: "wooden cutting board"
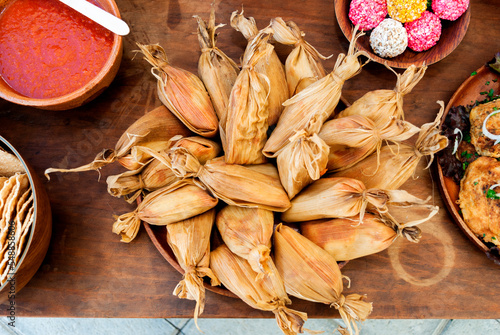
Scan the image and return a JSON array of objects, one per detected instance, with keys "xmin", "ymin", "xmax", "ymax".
[{"xmin": 0, "ymin": 0, "xmax": 499, "ymax": 319}]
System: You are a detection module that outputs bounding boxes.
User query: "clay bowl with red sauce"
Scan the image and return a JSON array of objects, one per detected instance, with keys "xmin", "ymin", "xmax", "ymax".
[
  {"xmin": 0, "ymin": 0, "xmax": 123, "ymax": 110},
  {"xmin": 334, "ymin": 0, "xmax": 471, "ymax": 68}
]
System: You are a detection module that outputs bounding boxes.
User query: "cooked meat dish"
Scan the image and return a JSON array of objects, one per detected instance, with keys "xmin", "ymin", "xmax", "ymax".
[
  {"xmin": 470, "ymin": 99, "xmax": 500, "ymax": 157},
  {"xmin": 459, "ymin": 156, "xmax": 500, "ymax": 246}
]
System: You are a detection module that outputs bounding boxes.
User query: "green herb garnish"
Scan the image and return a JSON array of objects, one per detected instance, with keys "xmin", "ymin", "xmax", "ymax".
[
  {"xmin": 462, "ymin": 162, "xmax": 469, "ymax": 170},
  {"xmin": 489, "ymin": 88, "xmax": 495, "ymax": 98},
  {"xmin": 486, "ymin": 81, "xmax": 491, "ymax": 85},
  {"xmin": 494, "ymin": 79, "xmax": 498, "ymax": 82},
  {"xmin": 471, "ymin": 71, "xmax": 477, "ymax": 76},
  {"xmin": 474, "ymin": 181, "xmax": 479, "ymax": 185},
  {"xmin": 480, "ymin": 91, "xmax": 487, "ymax": 95},
  {"xmin": 486, "ymin": 189, "xmax": 500, "ymax": 199},
  {"xmin": 464, "ymin": 133, "xmax": 471, "ymax": 143}
]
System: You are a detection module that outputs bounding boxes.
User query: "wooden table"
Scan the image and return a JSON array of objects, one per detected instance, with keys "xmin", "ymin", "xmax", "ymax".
[{"xmin": 0, "ymin": 0, "xmax": 499, "ymax": 319}]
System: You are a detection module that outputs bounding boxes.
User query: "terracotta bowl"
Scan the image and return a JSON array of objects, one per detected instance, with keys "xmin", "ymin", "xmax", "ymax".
[
  {"xmin": 0, "ymin": 136, "xmax": 52, "ymax": 302},
  {"xmin": 334, "ymin": 0, "xmax": 471, "ymax": 68},
  {"xmin": 0, "ymin": 0, "xmax": 123, "ymax": 110},
  {"xmin": 436, "ymin": 64, "xmax": 500, "ymax": 265}
]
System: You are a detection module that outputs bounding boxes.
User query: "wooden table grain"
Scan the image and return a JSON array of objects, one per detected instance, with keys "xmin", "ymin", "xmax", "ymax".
[{"xmin": 0, "ymin": 0, "xmax": 499, "ymax": 319}]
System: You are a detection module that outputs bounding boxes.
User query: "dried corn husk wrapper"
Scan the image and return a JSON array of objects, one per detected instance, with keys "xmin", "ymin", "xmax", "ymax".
[
  {"xmin": 336, "ymin": 65, "xmax": 427, "ymax": 125},
  {"xmin": 195, "ymin": 8, "xmax": 240, "ymax": 123},
  {"xmin": 276, "ymin": 130, "xmax": 329, "ymax": 199},
  {"xmin": 223, "ymin": 31, "xmax": 272, "ymax": 164},
  {"xmin": 45, "ymin": 106, "xmax": 190, "ymax": 178},
  {"xmin": 112, "ymin": 180, "xmax": 218, "ymax": 243},
  {"xmin": 0, "ymin": 149, "xmax": 25, "ymax": 177},
  {"xmin": 107, "ymin": 136, "xmax": 221, "ymax": 202},
  {"xmin": 319, "ymin": 115, "xmax": 420, "ymax": 172},
  {"xmin": 137, "ymin": 146, "xmax": 291, "ymax": 211},
  {"xmin": 216, "ymin": 206, "xmax": 274, "ymax": 280},
  {"xmin": 231, "ymin": 10, "xmax": 289, "ymax": 126},
  {"xmin": 270, "ymin": 17, "xmax": 330, "ymax": 96},
  {"xmin": 263, "ymin": 30, "xmax": 368, "ymax": 157},
  {"xmin": 106, "ymin": 161, "xmax": 176, "ymax": 203},
  {"xmin": 274, "ymin": 224, "xmax": 372, "ymax": 335},
  {"xmin": 332, "ymin": 102, "xmax": 448, "ymax": 190},
  {"xmin": 281, "ymin": 177, "xmax": 431, "ymax": 224},
  {"xmin": 136, "ymin": 43, "xmax": 219, "ymax": 137},
  {"xmin": 210, "ymin": 244, "xmax": 309, "ymax": 335},
  {"xmin": 301, "ymin": 210, "xmax": 438, "ymax": 261},
  {"xmin": 118, "ymin": 140, "xmax": 175, "ymax": 171},
  {"xmin": 166, "ymin": 209, "xmax": 220, "ymax": 329}
]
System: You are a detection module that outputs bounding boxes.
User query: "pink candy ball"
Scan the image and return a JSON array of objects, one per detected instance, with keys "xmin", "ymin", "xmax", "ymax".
[
  {"xmin": 349, "ymin": 0, "xmax": 388, "ymax": 31},
  {"xmin": 432, "ymin": 0, "xmax": 469, "ymax": 21},
  {"xmin": 405, "ymin": 11, "xmax": 442, "ymax": 52}
]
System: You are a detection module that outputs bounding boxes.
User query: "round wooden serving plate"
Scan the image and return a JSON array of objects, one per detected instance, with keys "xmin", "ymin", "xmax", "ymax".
[
  {"xmin": 436, "ymin": 64, "xmax": 500, "ymax": 264},
  {"xmin": 334, "ymin": 0, "xmax": 471, "ymax": 69}
]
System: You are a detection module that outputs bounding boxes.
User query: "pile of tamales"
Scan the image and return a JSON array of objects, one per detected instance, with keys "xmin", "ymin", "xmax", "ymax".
[{"xmin": 45, "ymin": 7, "xmax": 447, "ymax": 335}]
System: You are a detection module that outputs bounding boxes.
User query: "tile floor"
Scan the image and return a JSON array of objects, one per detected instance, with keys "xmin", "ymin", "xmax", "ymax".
[{"xmin": 1, "ymin": 318, "xmax": 500, "ymax": 335}]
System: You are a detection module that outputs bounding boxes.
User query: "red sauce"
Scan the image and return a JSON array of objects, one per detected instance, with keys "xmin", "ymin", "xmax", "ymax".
[{"xmin": 0, "ymin": 0, "xmax": 114, "ymax": 99}]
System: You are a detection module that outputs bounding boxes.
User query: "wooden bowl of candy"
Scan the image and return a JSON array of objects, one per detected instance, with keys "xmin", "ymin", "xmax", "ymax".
[
  {"xmin": 334, "ymin": 0, "xmax": 471, "ymax": 68},
  {"xmin": 0, "ymin": 0, "xmax": 123, "ymax": 110},
  {"xmin": 0, "ymin": 136, "xmax": 52, "ymax": 302}
]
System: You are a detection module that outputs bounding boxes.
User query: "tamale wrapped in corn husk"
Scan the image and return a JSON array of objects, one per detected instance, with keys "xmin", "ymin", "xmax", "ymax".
[
  {"xmin": 45, "ymin": 106, "xmax": 190, "ymax": 177},
  {"xmin": 270, "ymin": 17, "xmax": 330, "ymax": 96},
  {"xmin": 263, "ymin": 30, "xmax": 368, "ymax": 157},
  {"xmin": 137, "ymin": 146, "xmax": 291, "ymax": 211},
  {"xmin": 106, "ymin": 161, "xmax": 176, "ymax": 203},
  {"xmin": 336, "ymin": 65, "xmax": 427, "ymax": 125},
  {"xmin": 112, "ymin": 180, "xmax": 218, "ymax": 243},
  {"xmin": 223, "ymin": 30, "xmax": 272, "ymax": 164},
  {"xmin": 195, "ymin": 8, "xmax": 240, "ymax": 123},
  {"xmin": 210, "ymin": 244, "xmax": 308, "ymax": 335},
  {"xmin": 231, "ymin": 10, "xmax": 289, "ymax": 126},
  {"xmin": 332, "ymin": 102, "xmax": 448, "ymax": 190},
  {"xmin": 276, "ymin": 130, "xmax": 329, "ymax": 199},
  {"xmin": 281, "ymin": 177, "xmax": 431, "ymax": 224},
  {"xmin": 274, "ymin": 224, "xmax": 372, "ymax": 335},
  {"xmin": 300, "ymin": 212, "xmax": 435, "ymax": 261},
  {"xmin": 166, "ymin": 209, "xmax": 220, "ymax": 329},
  {"xmin": 136, "ymin": 43, "xmax": 219, "ymax": 137},
  {"xmin": 216, "ymin": 206, "xmax": 274, "ymax": 280},
  {"xmin": 119, "ymin": 139, "xmax": 177, "ymax": 171},
  {"xmin": 319, "ymin": 115, "xmax": 420, "ymax": 172},
  {"xmin": 107, "ymin": 136, "xmax": 221, "ymax": 202}
]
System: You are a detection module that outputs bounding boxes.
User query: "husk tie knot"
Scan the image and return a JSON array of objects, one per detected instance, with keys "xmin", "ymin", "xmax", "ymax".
[
  {"xmin": 332, "ymin": 295, "xmax": 346, "ymax": 310},
  {"xmin": 293, "ymin": 38, "xmax": 305, "ymax": 49}
]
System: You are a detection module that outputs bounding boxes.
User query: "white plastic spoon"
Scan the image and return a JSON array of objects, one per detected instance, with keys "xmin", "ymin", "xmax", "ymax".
[{"xmin": 58, "ymin": 0, "xmax": 130, "ymax": 36}]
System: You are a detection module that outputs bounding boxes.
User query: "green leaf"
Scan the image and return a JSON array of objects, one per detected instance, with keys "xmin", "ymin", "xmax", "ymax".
[{"xmin": 486, "ymin": 189, "xmax": 500, "ymax": 200}]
